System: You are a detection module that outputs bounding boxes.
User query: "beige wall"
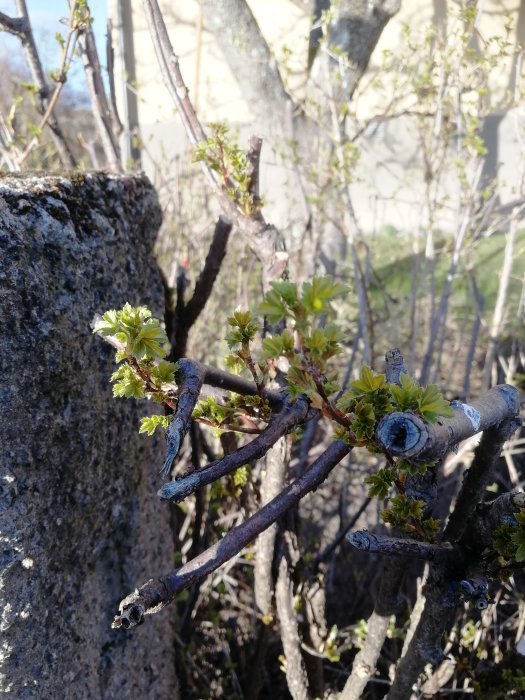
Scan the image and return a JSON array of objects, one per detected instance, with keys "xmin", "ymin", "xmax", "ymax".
[{"xmin": 109, "ymin": 0, "xmax": 525, "ymax": 233}]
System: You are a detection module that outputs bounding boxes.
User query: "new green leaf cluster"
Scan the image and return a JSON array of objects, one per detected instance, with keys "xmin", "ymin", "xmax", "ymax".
[
  {"xmin": 493, "ymin": 510, "xmax": 525, "ymax": 563},
  {"xmin": 94, "ymin": 303, "xmax": 169, "ymax": 360},
  {"xmin": 382, "ymin": 494, "xmax": 441, "ymax": 542},
  {"xmin": 193, "ymin": 123, "xmax": 262, "ymax": 216},
  {"xmin": 94, "ymin": 304, "xmax": 177, "ymax": 436}
]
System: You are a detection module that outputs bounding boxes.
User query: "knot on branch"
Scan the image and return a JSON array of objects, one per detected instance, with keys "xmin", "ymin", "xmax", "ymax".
[
  {"xmin": 459, "ymin": 577, "xmax": 489, "ymax": 610},
  {"xmin": 347, "ymin": 530, "xmax": 373, "ymax": 551},
  {"xmin": 375, "ymin": 412, "xmax": 428, "ymax": 458}
]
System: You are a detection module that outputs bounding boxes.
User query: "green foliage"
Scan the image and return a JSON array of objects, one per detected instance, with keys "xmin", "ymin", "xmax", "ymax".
[
  {"xmin": 257, "ymin": 276, "xmax": 348, "ymax": 328},
  {"xmin": 381, "ymin": 494, "xmax": 439, "ymax": 541},
  {"xmin": 94, "ymin": 303, "xmax": 169, "ymax": 360},
  {"xmin": 111, "ymin": 364, "xmax": 146, "ymax": 399},
  {"xmin": 193, "ymin": 123, "xmax": 262, "ymax": 216},
  {"xmin": 365, "ymin": 467, "xmax": 396, "ymax": 499},
  {"xmin": 192, "ymin": 393, "xmax": 271, "ymax": 430},
  {"xmin": 493, "ymin": 510, "xmax": 525, "ymax": 563},
  {"xmin": 139, "ymin": 414, "xmax": 170, "ymax": 436},
  {"xmin": 501, "ymin": 669, "xmax": 525, "ymax": 693},
  {"xmin": 226, "ymin": 309, "xmax": 259, "ymax": 349},
  {"xmin": 95, "ymin": 304, "xmax": 177, "ymax": 433},
  {"xmin": 351, "ymin": 400, "xmax": 376, "ymax": 440},
  {"xmin": 383, "ymin": 494, "xmax": 425, "ymax": 525},
  {"xmin": 96, "ymin": 289, "xmax": 452, "ymax": 545},
  {"xmin": 337, "ymin": 365, "xmax": 391, "ymax": 417},
  {"xmin": 390, "ymin": 373, "xmax": 454, "ymax": 421}
]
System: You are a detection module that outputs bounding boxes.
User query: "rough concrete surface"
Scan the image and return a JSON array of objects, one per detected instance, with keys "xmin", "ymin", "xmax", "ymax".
[{"xmin": 0, "ymin": 173, "xmax": 178, "ymax": 699}]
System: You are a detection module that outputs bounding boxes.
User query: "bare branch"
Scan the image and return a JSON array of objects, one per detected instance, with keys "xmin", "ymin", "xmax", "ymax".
[
  {"xmin": 142, "ymin": 0, "xmax": 288, "ymax": 291},
  {"xmin": 444, "ymin": 415, "xmax": 523, "ymax": 543},
  {"xmin": 158, "ymin": 397, "xmax": 309, "ymax": 502},
  {"xmin": 275, "ymin": 545, "xmax": 310, "ymax": 700},
  {"xmin": 0, "ymin": 11, "xmax": 26, "ymax": 35},
  {"xmin": 73, "ymin": 2, "xmax": 122, "ymax": 172},
  {"xmin": 112, "ymin": 440, "xmax": 351, "ymax": 629},
  {"xmin": 254, "ymin": 437, "xmax": 288, "ymax": 619},
  {"xmin": 341, "ymin": 559, "xmax": 406, "ymax": 700},
  {"xmin": 196, "ymin": 0, "xmax": 298, "ymax": 141},
  {"xmin": 0, "ymin": 1, "xmax": 76, "ymax": 168},
  {"xmin": 170, "ymin": 216, "xmax": 233, "ymax": 357},
  {"xmin": 348, "ymin": 531, "xmax": 459, "ymax": 564},
  {"xmin": 161, "ymin": 359, "xmax": 205, "ymax": 476}
]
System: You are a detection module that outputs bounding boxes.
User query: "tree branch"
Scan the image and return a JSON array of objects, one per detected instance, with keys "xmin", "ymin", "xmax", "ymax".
[
  {"xmin": 161, "ymin": 359, "xmax": 205, "ymax": 476},
  {"xmin": 158, "ymin": 396, "xmax": 309, "ymax": 501},
  {"xmin": 196, "ymin": 0, "xmax": 299, "ymax": 141},
  {"xmin": 375, "ymin": 384, "xmax": 520, "ymax": 464},
  {"xmin": 444, "ymin": 415, "xmax": 523, "ymax": 543},
  {"xmin": 112, "ymin": 440, "xmax": 351, "ymax": 629},
  {"xmin": 348, "ymin": 530, "xmax": 459, "ymax": 564},
  {"xmin": 73, "ymin": 1, "xmax": 122, "ymax": 172},
  {"xmin": 170, "ymin": 216, "xmax": 233, "ymax": 358},
  {"xmin": 1, "ymin": 1, "xmax": 76, "ymax": 168},
  {"xmin": 142, "ymin": 0, "xmax": 288, "ymax": 291}
]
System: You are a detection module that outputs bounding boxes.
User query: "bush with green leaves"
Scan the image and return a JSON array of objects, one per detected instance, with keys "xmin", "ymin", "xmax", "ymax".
[{"xmin": 95, "ymin": 277, "xmax": 457, "ymax": 542}]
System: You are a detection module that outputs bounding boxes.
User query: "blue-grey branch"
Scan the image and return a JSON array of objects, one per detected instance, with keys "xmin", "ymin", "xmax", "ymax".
[{"xmin": 375, "ymin": 384, "xmax": 519, "ymax": 464}]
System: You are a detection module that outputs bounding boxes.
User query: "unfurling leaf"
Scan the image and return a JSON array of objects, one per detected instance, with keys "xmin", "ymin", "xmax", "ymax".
[{"xmin": 139, "ymin": 414, "xmax": 170, "ymax": 436}]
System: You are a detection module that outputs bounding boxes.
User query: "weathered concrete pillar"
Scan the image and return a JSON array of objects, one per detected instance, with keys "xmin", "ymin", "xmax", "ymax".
[{"xmin": 0, "ymin": 173, "xmax": 178, "ymax": 699}]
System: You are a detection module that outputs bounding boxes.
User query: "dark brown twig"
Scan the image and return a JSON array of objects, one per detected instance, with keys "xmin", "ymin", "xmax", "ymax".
[
  {"xmin": 348, "ymin": 531, "xmax": 459, "ymax": 564},
  {"xmin": 113, "ymin": 440, "xmax": 351, "ymax": 628},
  {"xmin": 162, "ymin": 359, "xmax": 205, "ymax": 477},
  {"xmin": 158, "ymin": 396, "xmax": 309, "ymax": 501},
  {"xmin": 170, "ymin": 216, "xmax": 233, "ymax": 358}
]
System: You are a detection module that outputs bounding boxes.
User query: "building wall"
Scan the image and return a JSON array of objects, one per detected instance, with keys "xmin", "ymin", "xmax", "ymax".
[{"xmin": 108, "ymin": 0, "xmax": 525, "ymax": 234}]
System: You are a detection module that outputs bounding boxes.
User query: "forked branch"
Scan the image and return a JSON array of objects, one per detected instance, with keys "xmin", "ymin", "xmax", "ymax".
[{"xmin": 112, "ymin": 440, "xmax": 351, "ymax": 629}]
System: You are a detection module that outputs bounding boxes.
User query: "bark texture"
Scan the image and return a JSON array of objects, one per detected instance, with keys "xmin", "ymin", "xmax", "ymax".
[{"xmin": 0, "ymin": 173, "xmax": 178, "ymax": 699}]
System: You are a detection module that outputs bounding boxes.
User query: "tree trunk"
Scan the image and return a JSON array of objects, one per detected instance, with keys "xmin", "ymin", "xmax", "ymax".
[{"xmin": 0, "ymin": 173, "xmax": 178, "ymax": 699}]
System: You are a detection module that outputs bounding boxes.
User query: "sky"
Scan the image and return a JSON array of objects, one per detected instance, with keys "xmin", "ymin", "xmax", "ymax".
[{"xmin": 0, "ymin": 0, "xmax": 108, "ymax": 97}]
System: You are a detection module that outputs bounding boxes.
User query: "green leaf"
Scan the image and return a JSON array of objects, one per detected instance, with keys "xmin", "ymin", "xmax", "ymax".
[
  {"xmin": 150, "ymin": 360, "xmax": 177, "ymax": 385},
  {"xmin": 493, "ymin": 524, "xmax": 516, "ymax": 559},
  {"xmin": 515, "ymin": 544, "xmax": 525, "ymax": 562},
  {"xmin": 417, "ymin": 384, "xmax": 454, "ymax": 422},
  {"xmin": 365, "ymin": 468, "xmax": 396, "ymax": 499},
  {"xmin": 257, "ymin": 289, "xmax": 288, "ymax": 324},
  {"xmin": 301, "ymin": 276, "xmax": 348, "ymax": 315},
  {"xmin": 262, "ymin": 335, "xmax": 284, "ymax": 360},
  {"xmin": 271, "ymin": 280, "xmax": 299, "ymax": 307},
  {"xmin": 232, "ymin": 465, "xmax": 249, "ymax": 487},
  {"xmin": 111, "ymin": 364, "xmax": 145, "ymax": 399},
  {"xmin": 351, "ymin": 365, "xmax": 387, "ymax": 394},
  {"xmin": 390, "ymin": 373, "xmax": 420, "ymax": 412},
  {"xmin": 139, "ymin": 414, "xmax": 170, "ymax": 436},
  {"xmin": 351, "ymin": 400, "xmax": 376, "ymax": 440}
]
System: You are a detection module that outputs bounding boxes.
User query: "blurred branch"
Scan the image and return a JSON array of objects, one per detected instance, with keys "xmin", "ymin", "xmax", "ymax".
[
  {"xmin": 276, "ymin": 538, "xmax": 310, "ymax": 700},
  {"xmin": 348, "ymin": 531, "xmax": 458, "ymax": 563},
  {"xmin": 0, "ymin": 1, "xmax": 76, "ymax": 168},
  {"xmin": 482, "ymin": 206, "xmax": 520, "ymax": 390},
  {"xmin": 73, "ymin": 1, "xmax": 122, "ymax": 172},
  {"xmin": 141, "ymin": 0, "xmax": 288, "ymax": 291},
  {"xmin": 169, "ymin": 216, "xmax": 233, "ymax": 359}
]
